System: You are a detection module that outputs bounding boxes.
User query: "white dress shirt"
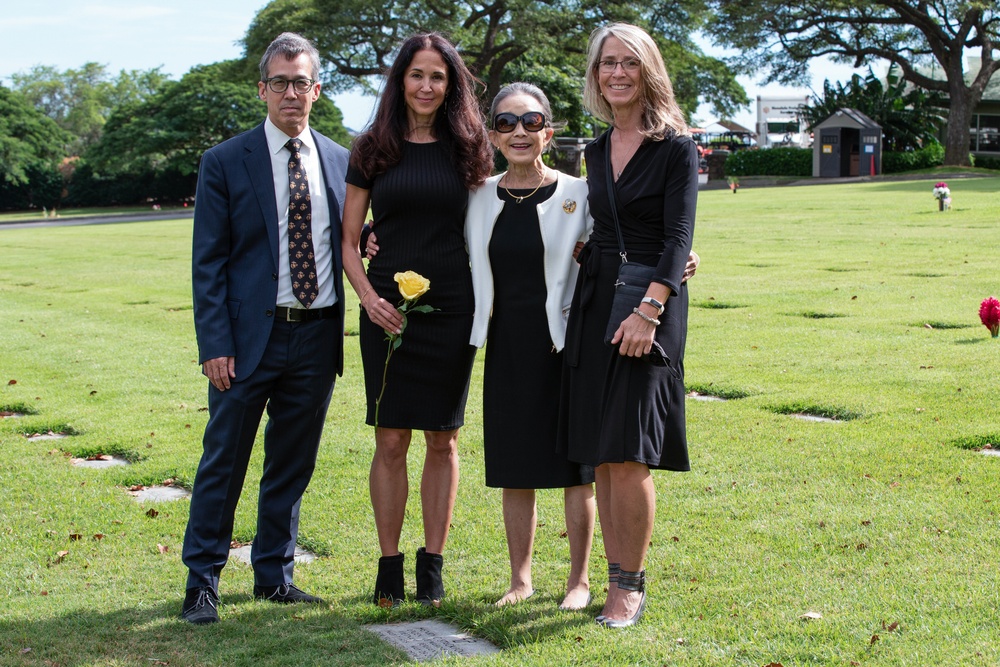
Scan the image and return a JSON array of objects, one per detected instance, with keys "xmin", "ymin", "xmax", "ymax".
[{"xmin": 263, "ymin": 117, "xmax": 336, "ymax": 309}]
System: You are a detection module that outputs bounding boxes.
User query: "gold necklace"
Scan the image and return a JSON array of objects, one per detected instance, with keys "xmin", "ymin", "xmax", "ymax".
[{"xmin": 501, "ymin": 169, "xmax": 546, "ymax": 204}]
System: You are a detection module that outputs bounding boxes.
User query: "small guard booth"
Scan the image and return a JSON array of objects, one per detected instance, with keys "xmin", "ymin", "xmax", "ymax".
[{"xmin": 812, "ymin": 108, "xmax": 882, "ymax": 177}]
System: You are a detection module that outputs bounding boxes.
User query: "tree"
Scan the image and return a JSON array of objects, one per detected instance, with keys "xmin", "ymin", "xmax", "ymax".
[
  {"xmin": 706, "ymin": 0, "xmax": 1000, "ymax": 165},
  {"xmin": 79, "ymin": 60, "xmax": 351, "ymax": 204},
  {"xmin": 11, "ymin": 63, "xmax": 168, "ymax": 155},
  {"xmin": 801, "ymin": 68, "xmax": 947, "ymax": 152},
  {"xmin": 241, "ymin": 0, "xmax": 748, "ymax": 129},
  {"xmin": 0, "ymin": 86, "xmax": 72, "ymax": 185}
]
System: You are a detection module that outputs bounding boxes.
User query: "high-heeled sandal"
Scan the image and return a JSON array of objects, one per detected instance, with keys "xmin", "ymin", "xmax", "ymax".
[
  {"xmin": 595, "ymin": 562, "xmax": 620, "ymax": 622},
  {"xmin": 596, "ymin": 569, "xmax": 645, "ymax": 628}
]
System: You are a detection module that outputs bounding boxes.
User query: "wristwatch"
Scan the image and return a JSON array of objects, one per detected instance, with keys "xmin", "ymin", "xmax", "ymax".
[{"xmin": 640, "ymin": 297, "xmax": 665, "ymax": 315}]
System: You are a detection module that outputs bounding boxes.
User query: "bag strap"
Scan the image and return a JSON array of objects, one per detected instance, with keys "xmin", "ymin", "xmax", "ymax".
[{"xmin": 605, "ymin": 134, "xmax": 628, "ymax": 265}]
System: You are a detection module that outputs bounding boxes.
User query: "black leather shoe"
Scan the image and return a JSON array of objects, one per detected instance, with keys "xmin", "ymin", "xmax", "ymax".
[
  {"xmin": 181, "ymin": 586, "xmax": 219, "ymax": 625},
  {"xmin": 253, "ymin": 583, "xmax": 324, "ymax": 604}
]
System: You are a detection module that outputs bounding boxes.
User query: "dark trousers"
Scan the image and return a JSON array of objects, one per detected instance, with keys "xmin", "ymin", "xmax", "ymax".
[{"xmin": 182, "ymin": 315, "xmax": 339, "ymax": 591}]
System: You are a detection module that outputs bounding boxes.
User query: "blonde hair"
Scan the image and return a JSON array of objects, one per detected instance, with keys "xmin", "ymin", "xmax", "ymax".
[{"xmin": 582, "ymin": 23, "xmax": 689, "ymax": 140}]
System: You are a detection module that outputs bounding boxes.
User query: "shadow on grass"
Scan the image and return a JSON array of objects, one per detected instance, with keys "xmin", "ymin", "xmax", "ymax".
[
  {"xmin": 0, "ymin": 599, "xmax": 407, "ymax": 667},
  {"xmin": 955, "ymin": 337, "xmax": 989, "ymax": 345}
]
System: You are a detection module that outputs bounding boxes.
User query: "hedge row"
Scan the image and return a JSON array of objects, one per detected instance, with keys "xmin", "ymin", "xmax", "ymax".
[
  {"xmin": 881, "ymin": 143, "xmax": 944, "ymax": 173},
  {"xmin": 724, "ymin": 142, "xmax": 998, "ymax": 177},
  {"xmin": 723, "ymin": 148, "xmax": 812, "ymax": 177}
]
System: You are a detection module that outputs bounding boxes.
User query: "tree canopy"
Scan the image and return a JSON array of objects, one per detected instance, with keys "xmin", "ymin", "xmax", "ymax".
[
  {"xmin": 10, "ymin": 63, "xmax": 168, "ymax": 155},
  {"xmin": 706, "ymin": 0, "xmax": 1000, "ymax": 165},
  {"xmin": 72, "ymin": 60, "xmax": 350, "ymax": 204},
  {"xmin": 241, "ymin": 0, "xmax": 749, "ymax": 131},
  {"xmin": 0, "ymin": 86, "xmax": 72, "ymax": 186}
]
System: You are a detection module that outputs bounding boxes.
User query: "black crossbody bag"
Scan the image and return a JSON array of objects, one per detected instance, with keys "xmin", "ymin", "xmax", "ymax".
[{"xmin": 602, "ymin": 143, "xmax": 669, "ymax": 365}]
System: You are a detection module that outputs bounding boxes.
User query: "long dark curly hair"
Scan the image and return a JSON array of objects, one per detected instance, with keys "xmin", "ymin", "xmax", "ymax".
[{"xmin": 350, "ymin": 33, "xmax": 492, "ymax": 190}]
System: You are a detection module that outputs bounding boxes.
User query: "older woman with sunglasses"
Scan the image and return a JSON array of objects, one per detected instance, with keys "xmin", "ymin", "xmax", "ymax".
[{"xmin": 465, "ymin": 82, "xmax": 597, "ymax": 609}]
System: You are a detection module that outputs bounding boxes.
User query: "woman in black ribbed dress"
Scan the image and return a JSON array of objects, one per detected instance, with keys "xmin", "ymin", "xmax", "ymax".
[{"xmin": 340, "ymin": 33, "xmax": 492, "ymax": 607}]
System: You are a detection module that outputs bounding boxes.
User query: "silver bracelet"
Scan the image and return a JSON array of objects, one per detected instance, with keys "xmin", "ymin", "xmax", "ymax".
[{"xmin": 632, "ymin": 307, "xmax": 660, "ymax": 326}]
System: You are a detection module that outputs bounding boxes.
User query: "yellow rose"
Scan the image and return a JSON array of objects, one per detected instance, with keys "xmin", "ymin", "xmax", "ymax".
[{"xmin": 394, "ymin": 271, "xmax": 430, "ymax": 301}]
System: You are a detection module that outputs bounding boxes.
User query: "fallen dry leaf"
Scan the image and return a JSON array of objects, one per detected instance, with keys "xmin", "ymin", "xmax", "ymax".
[
  {"xmin": 19, "ymin": 648, "xmax": 31, "ymax": 654},
  {"xmin": 157, "ymin": 544, "xmax": 169, "ymax": 554},
  {"xmin": 883, "ymin": 620, "xmax": 899, "ymax": 632},
  {"xmin": 69, "ymin": 533, "xmax": 82, "ymax": 541},
  {"xmin": 870, "ymin": 633, "xmax": 880, "ymax": 646},
  {"xmin": 675, "ymin": 638, "xmax": 685, "ymax": 645},
  {"xmin": 799, "ymin": 611, "xmax": 823, "ymax": 620},
  {"xmin": 130, "ymin": 484, "xmax": 145, "ymax": 492},
  {"xmin": 146, "ymin": 508, "xmax": 160, "ymax": 518},
  {"xmin": 763, "ymin": 663, "xmax": 784, "ymax": 667},
  {"xmin": 93, "ymin": 534, "xmax": 104, "ymax": 541},
  {"xmin": 574, "ymin": 636, "xmax": 584, "ymax": 643}
]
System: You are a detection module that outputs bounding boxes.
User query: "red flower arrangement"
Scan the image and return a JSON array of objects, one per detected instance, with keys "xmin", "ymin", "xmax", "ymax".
[{"xmin": 980, "ymin": 296, "xmax": 1000, "ymax": 338}]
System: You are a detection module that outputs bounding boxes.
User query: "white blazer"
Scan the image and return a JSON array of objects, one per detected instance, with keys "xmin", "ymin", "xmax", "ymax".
[{"xmin": 466, "ymin": 172, "xmax": 593, "ymax": 351}]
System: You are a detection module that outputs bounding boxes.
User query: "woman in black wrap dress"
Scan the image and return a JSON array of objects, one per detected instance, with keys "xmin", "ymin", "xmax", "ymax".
[{"xmin": 558, "ymin": 23, "xmax": 698, "ymax": 628}]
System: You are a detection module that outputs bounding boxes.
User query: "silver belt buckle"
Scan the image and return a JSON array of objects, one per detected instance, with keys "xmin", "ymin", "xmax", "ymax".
[{"xmin": 284, "ymin": 308, "xmax": 296, "ymax": 322}]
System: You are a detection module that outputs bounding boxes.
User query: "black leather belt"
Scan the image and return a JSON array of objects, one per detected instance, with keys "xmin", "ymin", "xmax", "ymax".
[{"xmin": 275, "ymin": 306, "xmax": 337, "ymax": 322}]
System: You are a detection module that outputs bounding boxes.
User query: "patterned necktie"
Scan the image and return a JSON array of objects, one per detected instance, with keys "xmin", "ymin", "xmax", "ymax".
[{"xmin": 286, "ymin": 138, "xmax": 317, "ymax": 308}]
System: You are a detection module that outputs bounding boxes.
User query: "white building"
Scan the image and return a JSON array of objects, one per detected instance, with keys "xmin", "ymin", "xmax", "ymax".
[{"xmin": 755, "ymin": 95, "xmax": 811, "ymax": 148}]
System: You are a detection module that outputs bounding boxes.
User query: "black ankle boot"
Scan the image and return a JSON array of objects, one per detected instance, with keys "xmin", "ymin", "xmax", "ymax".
[
  {"xmin": 373, "ymin": 552, "xmax": 405, "ymax": 607},
  {"xmin": 415, "ymin": 547, "xmax": 444, "ymax": 606}
]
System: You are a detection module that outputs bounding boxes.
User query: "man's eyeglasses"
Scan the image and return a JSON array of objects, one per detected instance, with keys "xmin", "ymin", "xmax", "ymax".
[
  {"xmin": 492, "ymin": 112, "xmax": 546, "ymax": 133},
  {"xmin": 597, "ymin": 59, "xmax": 641, "ymax": 73},
  {"xmin": 263, "ymin": 77, "xmax": 316, "ymax": 94}
]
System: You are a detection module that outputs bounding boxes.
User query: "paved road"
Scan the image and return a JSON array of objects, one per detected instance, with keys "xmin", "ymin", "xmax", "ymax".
[{"xmin": 0, "ymin": 209, "xmax": 194, "ymax": 231}]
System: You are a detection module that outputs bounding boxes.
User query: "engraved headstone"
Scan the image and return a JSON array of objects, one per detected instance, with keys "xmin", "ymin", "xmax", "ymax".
[
  {"xmin": 229, "ymin": 544, "xmax": 317, "ymax": 565},
  {"xmin": 366, "ymin": 619, "xmax": 501, "ymax": 661}
]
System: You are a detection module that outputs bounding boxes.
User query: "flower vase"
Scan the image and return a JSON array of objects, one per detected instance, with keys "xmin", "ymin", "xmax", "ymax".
[{"xmin": 938, "ymin": 199, "xmax": 944, "ymax": 211}]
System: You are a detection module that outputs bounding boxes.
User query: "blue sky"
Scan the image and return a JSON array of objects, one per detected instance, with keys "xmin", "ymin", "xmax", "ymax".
[{"xmin": 2, "ymin": 0, "xmax": 864, "ymax": 132}]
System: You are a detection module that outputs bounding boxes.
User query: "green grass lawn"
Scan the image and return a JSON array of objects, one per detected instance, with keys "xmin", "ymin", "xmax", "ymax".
[{"xmin": 1, "ymin": 176, "xmax": 998, "ymax": 666}]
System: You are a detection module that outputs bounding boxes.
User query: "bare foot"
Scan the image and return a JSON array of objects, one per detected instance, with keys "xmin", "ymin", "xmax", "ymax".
[
  {"xmin": 558, "ymin": 583, "xmax": 591, "ymax": 610},
  {"xmin": 495, "ymin": 586, "xmax": 535, "ymax": 606}
]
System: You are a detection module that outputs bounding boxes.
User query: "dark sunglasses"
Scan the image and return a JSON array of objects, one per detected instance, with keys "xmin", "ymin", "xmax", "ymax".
[{"xmin": 492, "ymin": 112, "xmax": 546, "ymax": 133}]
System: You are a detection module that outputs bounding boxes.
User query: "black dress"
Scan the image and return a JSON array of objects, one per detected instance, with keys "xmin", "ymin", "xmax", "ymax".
[
  {"xmin": 347, "ymin": 141, "xmax": 476, "ymax": 430},
  {"xmin": 559, "ymin": 130, "xmax": 698, "ymax": 470},
  {"xmin": 483, "ymin": 183, "xmax": 594, "ymax": 489}
]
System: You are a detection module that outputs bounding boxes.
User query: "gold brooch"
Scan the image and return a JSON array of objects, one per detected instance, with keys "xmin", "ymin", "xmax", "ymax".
[{"xmin": 562, "ymin": 199, "xmax": 577, "ymax": 213}]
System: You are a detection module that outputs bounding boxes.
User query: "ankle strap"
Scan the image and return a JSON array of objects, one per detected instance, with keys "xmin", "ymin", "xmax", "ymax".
[
  {"xmin": 608, "ymin": 562, "xmax": 621, "ymax": 581},
  {"xmin": 617, "ymin": 569, "xmax": 645, "ymax": 592}
]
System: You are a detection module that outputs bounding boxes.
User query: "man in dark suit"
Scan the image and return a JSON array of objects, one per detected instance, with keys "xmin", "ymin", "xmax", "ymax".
[{"xmin": 181, "ymin": 32, "xmax": 349, "ymax": 625}]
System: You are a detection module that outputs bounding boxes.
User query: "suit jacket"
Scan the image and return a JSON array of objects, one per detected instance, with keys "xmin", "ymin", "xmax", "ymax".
[{"xmin": 192, "ymin": 122, "xmax": 350, "ymax": 380}]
